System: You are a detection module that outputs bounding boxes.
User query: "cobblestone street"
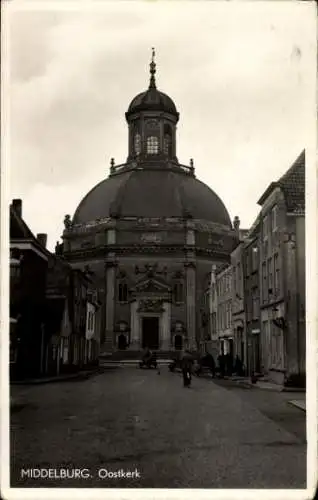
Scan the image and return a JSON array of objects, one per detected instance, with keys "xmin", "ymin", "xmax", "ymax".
[{"xmin": 11, "ymin": 367, "xmax": 306, "ymax": 489}]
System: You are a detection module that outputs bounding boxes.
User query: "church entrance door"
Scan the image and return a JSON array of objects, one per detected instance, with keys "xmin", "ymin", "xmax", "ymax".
[{"xmin": 142, "ymin": 317, "xmax": 159, "ymax": 350}]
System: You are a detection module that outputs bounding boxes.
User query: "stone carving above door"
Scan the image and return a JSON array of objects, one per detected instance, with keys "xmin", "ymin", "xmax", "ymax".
[{"xmin": 137, "ymin": 299, "xmax": 164, "ymax": 313}]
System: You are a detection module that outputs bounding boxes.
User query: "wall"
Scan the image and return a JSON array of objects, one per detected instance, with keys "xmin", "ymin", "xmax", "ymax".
[{"xmin": 296, "ymin": 217, "xmax": 306, "ymax": 375}]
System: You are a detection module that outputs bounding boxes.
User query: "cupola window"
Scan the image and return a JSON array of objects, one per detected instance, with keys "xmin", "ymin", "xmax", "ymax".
[
  {"xmin": 147, "ymin": 136, "xmax": 159, "ymax": 154},
  {"xmin": 164, "ymin": 124, "xmax": 172, "ymax": 156},
  {"xmin": 164, "ymin": 134, "xmax": 171, "ymax": 156},
  {"xmin": 134, "ymin": 134, "xmax": 141, "ymax": 155}
]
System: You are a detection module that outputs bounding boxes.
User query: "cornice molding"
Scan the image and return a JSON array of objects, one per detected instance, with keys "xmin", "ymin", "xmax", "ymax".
[
  {"xmin": 63, "ymin": 244, "xmax": 231, "ymax": 263},
  {"xmin": 63, "ymin": 216, "xmax": 235, "ymax": 237}
]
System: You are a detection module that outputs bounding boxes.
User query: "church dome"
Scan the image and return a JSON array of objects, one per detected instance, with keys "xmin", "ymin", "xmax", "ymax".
[
  {"xmin": 126, "ymin": 88, "xmax": 178, "ymax": 118},
  {"xmin": 72, "ymin": 50, "xmax": 232, "ymax": 230},
  {"xmin": 72, "ymin": 169, "xmax": 232, "ymax": 227}
]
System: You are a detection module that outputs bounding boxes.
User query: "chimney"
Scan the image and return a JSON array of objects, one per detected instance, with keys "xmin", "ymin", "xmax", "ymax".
[
  {"xmin": 233, "ymin": 216, "xmax": 240, "ymax": 232},
  {"xmin": 12, "ymin": 199, "xmax": 22, "ymax": 218},
  {"xmin": 37, "ymin": 233, "xmax": 47, "ymax": 248}
]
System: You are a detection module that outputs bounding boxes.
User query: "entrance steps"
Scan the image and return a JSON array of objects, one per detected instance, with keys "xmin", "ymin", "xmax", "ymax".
[{"xmin": 99, "ymin": 350, "xmax": 174, "ymax": 362}]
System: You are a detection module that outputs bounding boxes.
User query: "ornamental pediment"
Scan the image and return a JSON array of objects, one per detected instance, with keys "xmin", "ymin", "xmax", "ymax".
[{"xmin": 133, "ymin": 277, "xmax": 170, "ymax": 294}]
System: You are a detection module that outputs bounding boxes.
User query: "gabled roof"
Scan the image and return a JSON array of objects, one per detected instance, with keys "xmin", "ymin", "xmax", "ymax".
[
  {"xmin": 10, "ymin": 204, "xmax": 51, "ymax": 259},
  {"xmin": 258, "ymin": 150, "xmax": 305, "ymax": 212},
  {"xmin": 10, "ymin": 205, "xmax": 34, "ymax": 240},
  {"xmin": 278, "ymin": 150, "xmax": 305, "ymax": 213}
]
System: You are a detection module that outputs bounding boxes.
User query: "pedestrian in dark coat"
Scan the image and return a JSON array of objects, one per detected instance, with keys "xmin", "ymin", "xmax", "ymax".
[
  {"xmin": 217, "ymin": 353, "xmax": 225, "ymax": 378},
  {"xmin": 234, "ymin": 355, "xmax": 243, "ymax": 376},
  {"xmin": 181, "ymin": 350, "xmax": 194, "ymax": 387}
]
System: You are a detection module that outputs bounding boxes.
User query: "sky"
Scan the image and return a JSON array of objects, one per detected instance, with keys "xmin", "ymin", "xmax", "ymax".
[{"xmin": 4, "ymin": 0, "xmax": 316, "ymax": 251}]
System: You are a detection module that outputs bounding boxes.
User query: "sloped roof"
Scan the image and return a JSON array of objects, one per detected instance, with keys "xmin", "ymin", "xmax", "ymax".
[
  {"xmin": 258, "ymin": 150, "xmax": 305, "ymax": 212},
  {"xmin": 10, "ymin": 206, "xmax": 34, "ymax": 240},
  {"xmin": 72, "ymin": 168, "xmax": 232, "ymax": 228},
  {"xmin": 278, "ymin": 150, "xmax": 305, "ymax": 213}
]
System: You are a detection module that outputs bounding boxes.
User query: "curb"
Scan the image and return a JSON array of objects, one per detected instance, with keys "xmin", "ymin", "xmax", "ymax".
[
  {"xmin": 10, "ymin": 367, "xmax": 112, "ymax": 386},
  {"xmin": 288, "ymin": 400, "xmax": 306, "ymax": 412},
  {"xmin": 228, "ymin": 378, "xmax": 305, "ymax": 393}
]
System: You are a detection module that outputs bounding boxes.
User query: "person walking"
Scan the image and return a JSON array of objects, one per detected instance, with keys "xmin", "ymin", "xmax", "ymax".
[
  {"xmin": 217, "ymin": 353, "xmax": 225, "ymax": 378},
  {"xmin": 181, "ymin": 349, "xmax": 194, "ymax": 388}
]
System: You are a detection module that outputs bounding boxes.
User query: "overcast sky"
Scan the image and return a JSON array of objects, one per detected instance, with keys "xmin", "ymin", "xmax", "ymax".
[{"xmin": 4, "ymin": 1, "xmax": 316, "ymax": 251}]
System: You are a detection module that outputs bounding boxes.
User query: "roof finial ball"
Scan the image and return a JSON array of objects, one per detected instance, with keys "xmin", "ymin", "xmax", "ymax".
[
  {"xmin": 110, "ymin": 158, "xmax": 115, "ymax": 174},
  {"xmin": 149, "ymin": 47, "xmax": 157, "ymax": 89}
]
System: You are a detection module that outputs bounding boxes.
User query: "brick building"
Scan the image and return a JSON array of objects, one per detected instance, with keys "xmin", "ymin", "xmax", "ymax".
[
  {"xmin": 257, "ymin": 150, "xmax": 305, "ymax": 386},
  {"xmin": 10, "ymin": 200, "xmax": 49, "ymax": 379},
  {"xmin": 243, "ymin": 216, "xmax": 261, "ymax": 376},
  {"xmin": 215, "ymin": 264, "xmax": 233, "ymax": 359},
  {"xmin": 59, "ymin": 52, "xmax": 238, "ymax": 356},
  {"xmin": 10, "ymin": 199, "xmax": 101, "ymax": 380},
  {"xmin": 231, "ymin": 228, "xmax": 250, "ymax": 371}
]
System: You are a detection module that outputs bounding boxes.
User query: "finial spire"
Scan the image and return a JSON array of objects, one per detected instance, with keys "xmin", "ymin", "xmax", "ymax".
[{"xmin": 149, "ymin": 47, "xmax": 156, "ymax": 89}]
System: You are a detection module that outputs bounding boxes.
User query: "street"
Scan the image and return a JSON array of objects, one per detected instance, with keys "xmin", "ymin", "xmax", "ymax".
[{"xmin": 10, "ymin": 366, "xmax": 306, "ymax": 489}]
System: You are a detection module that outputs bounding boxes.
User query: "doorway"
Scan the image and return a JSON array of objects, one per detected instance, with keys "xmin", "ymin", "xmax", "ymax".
[
  {"xmin": 174, "ymin": 334, "xmax": 183, "ymax": 350},
  {"xmin": 142, "ymin": 317, "xmax": 159, "ymax": 350},
  {"xmin": 118, "ymin": 334, "xmax": 127, "ymax": 350}
]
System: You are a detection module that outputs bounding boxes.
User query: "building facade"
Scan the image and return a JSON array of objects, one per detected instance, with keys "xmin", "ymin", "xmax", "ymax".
[
  {"xmin": 257, "ymin": 151, "xmax": 305, "ymax": 386},
  {"xmin": 243, "ymin": 217, "xmax": 261, "ymax": 376},
  {"xmin": 215, "ymin": 264, "xmax": 233, "ymax": 359},
  {"xmin": 10, "ymin": 199, "xmax": 102, "ymax": 380},
  {"xmin": 60, "ymin": 52, "xmax": 238, "ymax": 355},
  {"xmin": 231, "ymin": 239, "xmax": 247, "ymax": 370}
]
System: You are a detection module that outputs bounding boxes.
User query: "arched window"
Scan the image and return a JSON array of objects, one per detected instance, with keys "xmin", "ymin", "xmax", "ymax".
[
  {"xmin": 134, "ymin": 134, "xmax": 141, "ymax": 155},
  {"xmin": 147, "ymin": 136, "xmax": 159, "ymax": 154},
  {"xmin": 118, "ymin": 282, "xmax": 128, "ymax": 303},
  {"xmin": 173, "ymin": 282, "xmax": 184, "ymax": 304},
  {"xmin": 164, "ymin": 134, "xmax": 171, "ymax": 156}
]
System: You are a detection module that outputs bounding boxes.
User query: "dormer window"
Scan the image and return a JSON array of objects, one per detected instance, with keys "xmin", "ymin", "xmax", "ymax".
[
  {"xmin": 147, "ymin": 136, "xmax": 159, "ymax": 154},
  {"xmin": 134, "ymin": 134, "xmax": 141, "ymax": 155}
]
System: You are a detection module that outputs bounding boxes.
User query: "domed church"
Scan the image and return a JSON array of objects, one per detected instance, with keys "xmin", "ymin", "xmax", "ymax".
[{"xmin": 60, "ymin": 50, "xmax": 238, "ymax": 356}]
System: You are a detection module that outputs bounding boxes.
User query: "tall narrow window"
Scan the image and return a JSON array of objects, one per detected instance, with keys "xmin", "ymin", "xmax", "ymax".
[
  {"xmin": 272, "ymin": 205, "xmax": 278, "ymax": 232},
  {"xmin": 164, "ymin": 134, "xmax": 171, "ymax": 155},
  {"xmin": 263, "ymin": 215, "xmax": 268, "ymax": 241},
  {"xmin": 147, "ymin": 136, "xmax": 159, "ymax": 154},
  {"xmin": 262, "ymin": 262, "xmax": 267, "ymax": 303},
  {"xmin": 134, "ymin": 134, "xmax": 141, "ymax": 155},
  {"xmin": 173, "ymin": 282, "xmax": 184, "ymax": 303},
  {"xmin": 118, "ymin": 282, "xmax": 128, "ymax": 303},
  {"xmin": 274, "ymin": 254, "xmax": 280, "ymax": 295},
  {"xmin": 252, "ymin": 288, "xmax": 259, "ymax": 319},
  {"xmin": 233, "ymin": 266, "xmax": 236, "ymax": 293},
  {"xmin": 268, "ymin": 258, "xmax": 273, "ymax": 295},
  {"xmin": 252, "ymin": 245, "xmax": 258, "ymax": 271},
  {"xmin": 237, "ymin": 263, "xmax": 241, "ymax": 290}
]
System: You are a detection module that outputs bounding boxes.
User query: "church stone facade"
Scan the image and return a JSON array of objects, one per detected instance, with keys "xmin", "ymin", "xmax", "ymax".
[{"xmin": 60, "ymin": 52, "xmax": 238, "ymax": 355}]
